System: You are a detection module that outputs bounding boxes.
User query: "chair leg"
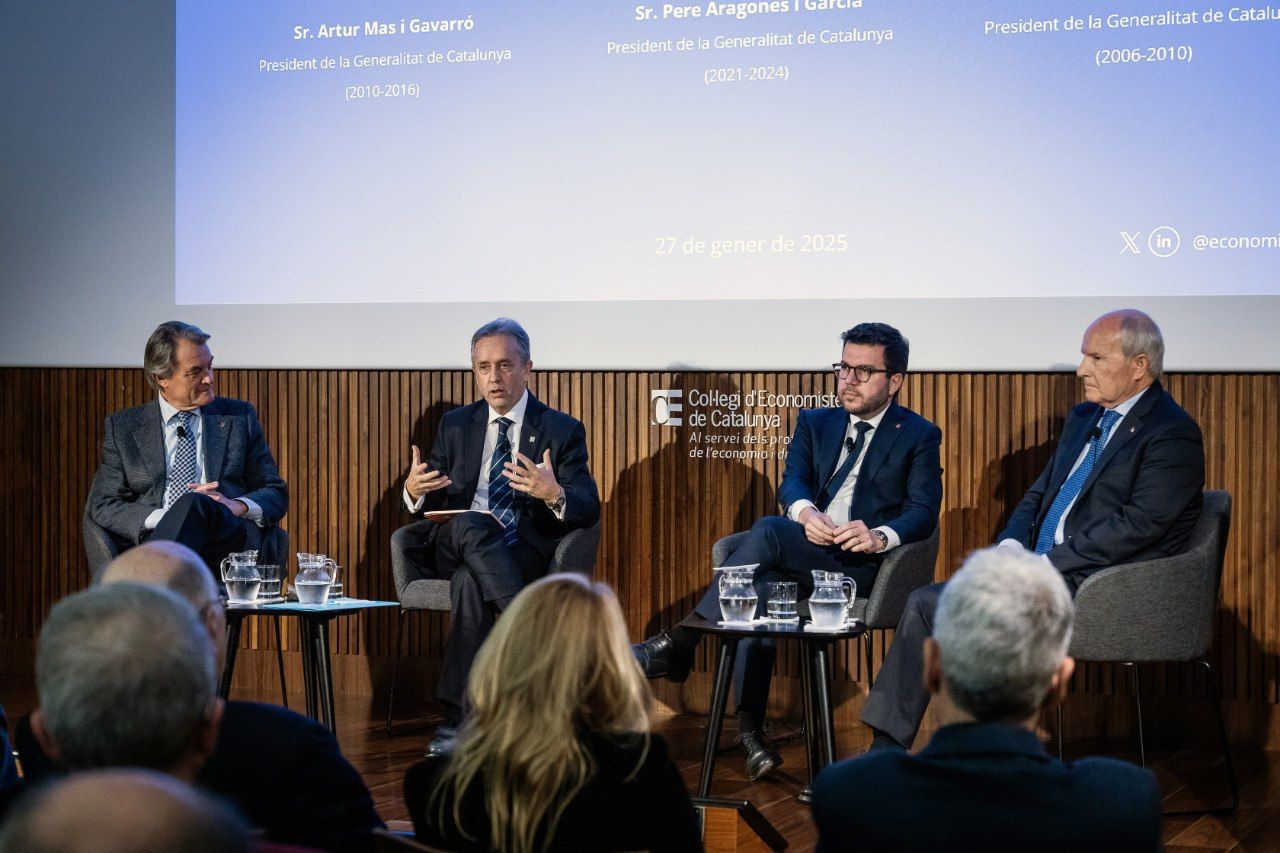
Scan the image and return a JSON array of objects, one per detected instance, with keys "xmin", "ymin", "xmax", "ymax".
[
  {"xmin": 1200, "ymin": 658, "xmax": 1239, "ymax": 812},
  {"xmin": 1056, "ymin": 702, "xmax": 1064, "ymax": 761},
  {"xmin": 863, "ymin": 631, "xmax": 875, "ymax": 690},
  {"xmin": 274, "ymin": 618, "xmax": 288, "ymax": 709},
  {"xmin": 385, "ymin": 609, "xmax": 406, "ymax": 738},
  {"xmin": 1127, "ymin": 662, "xmax": 1146, "ymax": 768}
]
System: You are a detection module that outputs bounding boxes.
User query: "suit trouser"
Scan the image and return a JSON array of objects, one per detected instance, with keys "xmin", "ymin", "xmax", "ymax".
[
  {"xmin": 404, "ymin": 512, "xmax": 546, "ymax": 720},
  {"xmin": 692, "ymin": 515, "xmax": 878, "ymax": 729},
  {"xmin": 858, "ymin": 581, "xmax": 944, "ymax": 748},
  {"xmin": 149, "ymin": 492, "xmax": 250, "ymax": 577}
]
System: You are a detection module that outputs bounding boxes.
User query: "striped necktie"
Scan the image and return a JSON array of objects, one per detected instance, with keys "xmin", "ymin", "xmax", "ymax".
[{"xmin": 487, "ymin": 417, "xmax": 519, "ymax": 547}]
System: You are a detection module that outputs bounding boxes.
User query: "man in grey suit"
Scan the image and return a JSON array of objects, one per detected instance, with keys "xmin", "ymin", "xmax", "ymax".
[{"xmin": 87, "ymin": 321, "xmax": 288, "ymax": 573}]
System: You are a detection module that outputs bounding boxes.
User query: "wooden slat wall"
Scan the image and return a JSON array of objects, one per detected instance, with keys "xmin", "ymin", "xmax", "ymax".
[{"xmin": 2, "ymin": 368, "xmax": 1277, "ymax": 744}]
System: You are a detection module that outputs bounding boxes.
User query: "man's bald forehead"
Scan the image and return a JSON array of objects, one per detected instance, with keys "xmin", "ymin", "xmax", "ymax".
[{"xmin": 101, "ymin": 541, "xmax": 217, "ymax": 607}]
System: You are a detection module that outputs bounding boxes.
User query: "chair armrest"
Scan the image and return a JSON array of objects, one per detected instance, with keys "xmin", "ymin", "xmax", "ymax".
[
  {"xmin": 82, "ymin": 509, "xmax": 121, "ymax": 583},
  {"xmin": 712, "ymin": 532, "xmax": 750, "ymax": 568},
  {"xmin": 551, "ymin": 522, "xmax": 601, "ymax": 575},
  {"xmin": 1069, "ymin": 551, "xmax": 1219, "ymax": 662},
  {"xmin": 389, "ymin": 521, "xmax": 440, "ymax": 600},
  {"xmin": 862, "ymin": 527, "xmax": 940, "ymax": 629}
]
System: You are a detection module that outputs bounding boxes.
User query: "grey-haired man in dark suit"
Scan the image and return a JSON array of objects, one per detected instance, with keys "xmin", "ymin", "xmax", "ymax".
[
  {"xmin": 394, "ymin": 318, "xmax": 601, "ymax": 745},
  {"xmin": 87, "ymin": 321, "xmax": 288, "ymax": 573}
]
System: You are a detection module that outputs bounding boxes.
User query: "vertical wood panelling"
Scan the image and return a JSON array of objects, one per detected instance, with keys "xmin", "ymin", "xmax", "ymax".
[{"xmin": 2, "ymin": 368, "xmax": 1278, "ymax": 743}]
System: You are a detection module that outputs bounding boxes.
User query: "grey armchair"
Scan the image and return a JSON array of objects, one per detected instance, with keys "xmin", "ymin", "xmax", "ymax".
[
  {"xmin": 385, "ymin": 520, "xmax": 601, "ymax": 734},
  {"xmin": 712, "ymin": 525, "xmax": 940, "ymax": 686},
  {"xmin": 1056, "ymin": 489, "xmax": 1236, "ymax": 813}
]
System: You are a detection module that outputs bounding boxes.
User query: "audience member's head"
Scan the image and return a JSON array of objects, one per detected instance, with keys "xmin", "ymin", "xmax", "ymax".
[
  {"xmin": 437, "ymin": 573, "xmax": 650, "ymax": 853},
  {"xmin": 100, "ymin": 540, "xmax": 228, "ymax": 673},
  {"xmin": 926, "ymin": 545, "xmax": 1076, "ymax": 725},
  {"xmin": 31, "ymin": 582, "xmax": 223, "ymax": 780},
  {"xmin": 0, "ymin": 768, "xmax": 250, "ymax": 853}
]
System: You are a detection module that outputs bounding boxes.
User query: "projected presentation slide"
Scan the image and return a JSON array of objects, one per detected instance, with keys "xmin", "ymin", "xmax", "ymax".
[{"xmin": 176, "ymin": 1, "xmax": 1280, "ymax": 304}]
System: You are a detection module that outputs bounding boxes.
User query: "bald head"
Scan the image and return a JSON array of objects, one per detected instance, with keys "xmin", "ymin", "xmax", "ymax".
[
  {"xmin": 101, "ymin": 541, "xmax": 218, "ymax": 608},
  {"xmin": 100, "ymin": 540, "xmax": 228, "ymax": 675},
  {"xmin": 0, "ymin": 768, "xmax": 250, "ymax": 853}
]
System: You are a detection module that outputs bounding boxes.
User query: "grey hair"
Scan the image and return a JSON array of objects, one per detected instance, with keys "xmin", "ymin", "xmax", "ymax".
[
  {"xmin": 35, "ymin": 582, "xmax": 217, "ymax": 772},
  {"xmin": 144, "ymin": 321, "xmax": 211, "ymax": 390},
  {"xmin": 934, "ymin": 546, "xmax": 1075, "ymax": 722},
  {"xmin": 1098, "ymin": 309, "xmax": 1164, "ymax": 381},
  {"xmin": 470, "ymin": 317, "xmax": 531, "ymax": 363}
]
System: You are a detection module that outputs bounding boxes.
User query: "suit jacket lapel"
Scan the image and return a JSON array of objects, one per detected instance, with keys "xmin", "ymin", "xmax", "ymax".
[
  {"xmin": 856, "ymin": 403, "xmax": 906, "ymax": 490},
  {"xmin": 1077, "ymin": 383, "xmax": 1160, "ymax": 498},
  {"xmin": 202, "ymin": 400, "xmax": 229, "ymax": 482},
  {"xmin": 515, "ymin": 395, "xmax": 548, "ymax": 511},
  {"xmin": 817, "ymin": 408, "xmax": 848, "ymax": 488},
  {"xmin": 132, "ymin": 400, "xmax": 166, "ymax": 485},
  {"xmin": 461, "ymin": 402, "xmax": 489, "ymax": 505}
]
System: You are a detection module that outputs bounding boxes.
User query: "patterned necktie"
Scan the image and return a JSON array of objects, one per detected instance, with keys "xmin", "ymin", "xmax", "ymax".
[
  {"xmin": 487, "ymin": 417, "xmax": 519, "ymax": 547},
  {"xmin": 165, "ymin": 410, "xmax": 199, "ymax": 508},
  {"xmin": 816, "ymin": 421, "xmax": 874, "ymax": 513},
  {"xmin": 1035, "ymin": 409, "xmax": 1122, "ymax": 554}
]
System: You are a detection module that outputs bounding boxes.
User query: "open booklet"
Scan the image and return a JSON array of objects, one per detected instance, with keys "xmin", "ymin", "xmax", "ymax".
[{"xmin": 422, "ymin": 509, "xmax": 497, "ymax": 524}]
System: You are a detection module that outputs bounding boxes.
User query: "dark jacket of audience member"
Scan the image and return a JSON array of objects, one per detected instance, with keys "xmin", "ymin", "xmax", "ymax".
[
  {"xmin": 812, "ymin": 722, "xmax": 1159, "ymax": 852},
  {"xmin": 15, "ymin": 701, "xmax": 383, "ymax": 851},
  {"xmin": 814, "ymin": 546, "xmax": 1160, "ymax": 852},
  {"xmin": 407, "ymin": 730, "xmax": 700, "ymax": 852}
]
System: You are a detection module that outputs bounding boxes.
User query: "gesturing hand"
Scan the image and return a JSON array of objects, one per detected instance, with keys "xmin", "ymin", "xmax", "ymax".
[
  {"xmin": 405, "ymin": 444, "xmax": 451, "ymax": 501},
  {"xmin": 504, "ymin": 449, "xmax": 561, "ymax": 503}
]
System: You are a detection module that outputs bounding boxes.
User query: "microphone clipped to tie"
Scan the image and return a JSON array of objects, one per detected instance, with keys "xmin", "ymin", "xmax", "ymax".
[{"xmin": 176, "ymin": 425, "xmax": 187, "ymax": 439}]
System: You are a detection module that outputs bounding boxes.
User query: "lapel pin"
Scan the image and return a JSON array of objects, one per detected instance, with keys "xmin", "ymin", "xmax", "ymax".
[
  {"xmin": 896, "ymin": 423, "xmax": 902, "ymax": 429},
  {"xmin": 1130, "ymin": 427, "xmax": 1136, "ymax": 433},
  {"xmin": 528, "ymin": 435, "xmax": 535, "ymax": 443}
]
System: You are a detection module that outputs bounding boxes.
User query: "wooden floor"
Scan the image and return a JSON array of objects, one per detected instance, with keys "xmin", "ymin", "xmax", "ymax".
[{"xmin": 1, "ymin": 676, "xmax": 1273, "ymax": 850}]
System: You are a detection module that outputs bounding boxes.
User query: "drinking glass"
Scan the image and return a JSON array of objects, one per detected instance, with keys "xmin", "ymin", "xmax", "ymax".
[
  {"xmin": 767, "ymin": 582, "xmax": 798, "ymax": 620},
  {"xmin": 257, "ymin": 565, "xmax": 282, "ymax": 598}
]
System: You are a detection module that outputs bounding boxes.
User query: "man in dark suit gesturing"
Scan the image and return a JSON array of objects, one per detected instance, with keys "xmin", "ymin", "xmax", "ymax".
[
  {"xmin": 861, "ymin": 308, "xmax": 1205, "ymax": 751},
  {"xmin": 634, "ymin": 323, "xmax": 943, "ymax": 780},
  {"xmin": 395, "ymin": 318, "xmax": 600, "ymax": 741},
  {"xmin": 87, "ymin": 321, "xmax": 287, "ymax": 572}
]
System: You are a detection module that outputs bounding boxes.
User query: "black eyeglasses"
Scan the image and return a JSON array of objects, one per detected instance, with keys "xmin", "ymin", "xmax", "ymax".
[{"xmin": 832, "ymin": 363, "xmax": 891, "ymax": 382}]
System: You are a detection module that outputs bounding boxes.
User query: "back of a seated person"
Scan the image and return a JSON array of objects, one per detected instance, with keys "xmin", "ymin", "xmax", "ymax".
[
  {"xmin": 403, "ymin": 573, "xmax": 701, "ymax": 853},
  {"xmin": 812, "ymin": 546, "xmax": 1160, "ymax": 852},
  {"xmin": 407, "ymin": 729, "xmax": 697, "ymax": 852}
]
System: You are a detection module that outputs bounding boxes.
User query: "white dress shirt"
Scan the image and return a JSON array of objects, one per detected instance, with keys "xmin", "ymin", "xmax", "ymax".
[
  {"xmin": 403, "ymin": 390, "xmax": 567, "ymax": 520},
  {"xmin": 1000, "ymin": 385, "xmax": 1150, "ymax": 555},
  {"xmin": 786, "ymin": 404, "xmax": 901, "ymax": 552},
  {"xmin": 145, "ymin": 396, "xmax": 263, "ymax": 530}
]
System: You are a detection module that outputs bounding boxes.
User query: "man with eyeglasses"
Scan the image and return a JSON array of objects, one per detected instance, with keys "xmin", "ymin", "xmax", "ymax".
[
  {"xmin": 87, "ymin": 321, "xmax": 288, "ymax": 576},
  {"xmin": 634, "ymin": 323, "xmax": 943, "ymax": 782},
  {"xmin": 394, "ymin": 318, "xmax": 601, "ymax": 752}
]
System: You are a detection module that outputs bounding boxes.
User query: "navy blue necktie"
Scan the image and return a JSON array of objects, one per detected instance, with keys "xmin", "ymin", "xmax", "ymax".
[
  {"xmin": 816, "ymin": 421, "xmax": 874, "ymax": 513},
  {"xmin": 1035, "ymin": 409, "xmax": 1122, "ymax": 555},
  {"xmin": 487, "ymin": 417, "xmax": 519, "ymax": 547}
]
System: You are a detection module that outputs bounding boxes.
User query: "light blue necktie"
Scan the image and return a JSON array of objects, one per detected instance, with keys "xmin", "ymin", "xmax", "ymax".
[
  {"xmin": 487, "ymin": 417, "xmax": 519, "ymax": 547},
  {"xmin": 1035, "ymin": 410, "xmax": 1122, "ymax": 555},
  {"xmin": 165, "ymin": 410, "xmax": 199, "ymax": 508}
]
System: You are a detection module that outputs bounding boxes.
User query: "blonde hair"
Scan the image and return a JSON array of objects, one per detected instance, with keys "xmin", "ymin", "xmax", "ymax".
[{"xmin": 431, "ymin": 573, "xmax": 651, "ymax": 853}]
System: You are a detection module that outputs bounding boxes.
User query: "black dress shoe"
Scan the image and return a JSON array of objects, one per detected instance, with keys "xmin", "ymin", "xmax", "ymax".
[
  {"xmin": 631, "ymin": 632, "xmax": 695, "ymax": 682},
  {"xmin": 738, "ymin": 728, "xmax": 782, "ymax": 781},
  {"xmin": 426, "ymin": 724, "xmax": 458, "ymax": 757}
]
